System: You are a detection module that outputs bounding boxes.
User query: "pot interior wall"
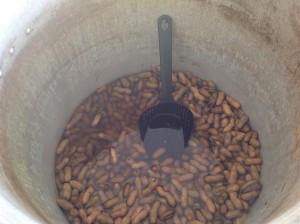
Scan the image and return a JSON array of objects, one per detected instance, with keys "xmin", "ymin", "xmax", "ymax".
[{"xmin": 0, "ymin": 1, "xmax": 300, "ymax": 224}]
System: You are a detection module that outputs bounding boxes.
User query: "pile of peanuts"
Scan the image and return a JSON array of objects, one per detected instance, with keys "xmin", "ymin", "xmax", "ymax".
[{"xmin": 55, "ymin": 67, "xmax": 262, "ymax": 224}]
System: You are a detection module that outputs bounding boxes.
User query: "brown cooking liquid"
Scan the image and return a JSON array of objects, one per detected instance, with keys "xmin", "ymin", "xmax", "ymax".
[{"xmin": 55, "ymin": 67, "xmax": 262, "ymax": 224}]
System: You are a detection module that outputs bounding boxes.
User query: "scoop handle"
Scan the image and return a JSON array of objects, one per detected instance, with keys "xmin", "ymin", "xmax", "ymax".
[{"xmin": 158, "ymin": 15, "xmax": 173, "ymax": 102}]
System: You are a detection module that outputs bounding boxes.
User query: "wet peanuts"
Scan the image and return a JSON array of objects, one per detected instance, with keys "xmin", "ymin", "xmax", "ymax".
[
  {"xmin": 66, "ymin": 113, "xmax": 83, "ymax": 129},
  {"xmin": 241, "ymin": 180, "xmax": 262, "ymax": 193},
  {"xmin": 111, "ymin": 206, "xmax": 128, "ymax": 219},
  {"xmin": 82, "ymin": 187, "xmax": 94, "ymax": 205},
  {"xmin": 159, "ymin": 208, "xmax": 175, "ymax": 221},
  {"xmin": 140, "ymin": 194, "xmax": 156, "ymax": 204},
  {"xmin": 204, "ymin": 174, "xmax": 224, "ymax": 183},
  {"xmin": 141, "ymin": 180, "xmax": 158, "ymax": 196},
  {"xmin": 97, "ymin": 213, "xmax": 113, "ymax": 224},
  {"xmin": 199, "ymin": 190, "xmax": 216, "ymax": 214},
  {"xmin": 55, "ymin": 69, "xmax": 262, "ymax": 224},
  {"xmin": 183, "ymin": 162, "xmax": 198, "ymax": 174},
  {"xmin": 127, "ymin": 189, "xmax": 139, "ymax": 207},
  {"xmin": 172, "ymin": 178, "xmax": 183, "ymax": 191},
  {"xmin": 57, "ymin": 199, "xmax": 74, "ymax": 211},
  {"xmin": 227, "ymin": 184, "xmax": 240, "ymax": 192},
  {"xmin": 131, "ymin": 161, "xmax": 148, "ymax": 169},
  {"xmin": 132, "ymin": 208, "xmax": 149, "ymax": 224},
  {"xmin": 64, "ymin": 166, "xmax": 72, "ymax": 182},
  {"xmin": 162, "ymin": 190, "xmax": 176, "ymax": 207},
  {"xmin": 122, "ymin": 183, "xmax": 131, "ymax": 197},
  {"xmin": 225, "ymin": 210, "xmax": 243, "ymax": 219},
  {"xmin": 249, "ymin": 138, "xmax": 260, "ymax": 148},
  {"xmin": 243, "ymin": 158, "xmax": 263, "ymax": 165},
  {"xmin": 181, "ymin": 187, "xmax": 188, "ymax": 208},
  {"xmin": 222, "ymin": 101, "xmax": 234, "ymax": 116},
  {"xmin": 191, "ymin": 160, "xmax": 207, "ymax": 172},
  {"xmin": 150, "ymin": 201, "xmax": 160, "ymax": 223},
  {"xmin": 178, "ymin": 173, "xmax": 194, "ymax": 182},
  {"xmin": 190, "ymin": 86, "xmax": 206, "ymax": 101},
  {"xmin": 62, "ymin": 183, "xmax": 72, "ymax": 200},
  {"xmin": 86, "ymin": 210, "xmax": 101, "ymax": 224},
  {"xmin": 226, "ymin": 95, "xmax": 241, "ymax": 109},
  {"xmin": 56, "ymin": 139, "xmax": 69, "ymax": 155},
  {"xmin": 109, "ymin": 148, "xmax": 118, "ymax": 164},
  {"xmin": 216, "ymin": 91, "xmax": 225, "ymax": 106},
  {"xmin": 104, "ymin": 197, "xmax": 120, "ymax": 209},
  {"xmin": 240, "ymin": 191, "xmax": 260, "ymax": 201},
  {"xmin": 135, "ymin": 176, "xmax": 143, "ymax": 194},
  {"xmin": 228, "ymin": 165, "xmax": 238, "ymax": 184},
  {"xmin": 133, "ymin": 143, "xmax": 146, "ymax": 154},
  {"xmin": 201, "ymin": 209, "xmax": 213, "ymax": 221},
  {"xmin": 229, "ymin": 192, "xmax": 243, "ymax": 210},
  {"xmin": 55, "ymin": 157, "xmax": 69, "ymax": 172},
  {"xmin": 91, "ymin": 113, "xmax": 102, "ymax": 127},
  {"xmin": 152, "ymin": 147, "xmax": 166, "ymax": 159}
]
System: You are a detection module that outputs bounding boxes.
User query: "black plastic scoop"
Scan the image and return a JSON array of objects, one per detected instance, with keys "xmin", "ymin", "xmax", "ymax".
[{"xmin": 139, "ymin": 15, "xmax": 194, "ymax": 159}]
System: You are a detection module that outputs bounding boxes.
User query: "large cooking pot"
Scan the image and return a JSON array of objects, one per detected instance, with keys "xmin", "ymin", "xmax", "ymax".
[{"xmin": 0, "ymin": 1, "xmax": 300, "ymax": 223}]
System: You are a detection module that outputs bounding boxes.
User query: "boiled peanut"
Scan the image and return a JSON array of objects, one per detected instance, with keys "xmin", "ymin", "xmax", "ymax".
[
  {"xmin": 236, "ymin": 116, "xmax": 248, "ymax": 129},
  {"xmin": 57, "ymin": 199, "xmax": 74, "ymax": 211},
  {"xmin": 86, "ymin": 210, "xmax": 101, "ymax": 224},
  {"xmin": 181, "ymin": 187, "xmax": 188, "ymax": 208},
  {"xmin": 111, "ymin": 206, "xmax": 128, "ymax": 219},
  {"xmin": 132, "ymin": 208, "xmax": 149, "ymax": 224},
  {"xmin": 216, "ymin": 91, "xmax": 225, "ymax": 106},
  {"xmin": 66, "ymin": 113, "xmax": 82, "ymax": 129},
  {"xmin": 62, "ymin": 183, "xmax": 72, "ymax": 201},
  {"xmin": 201, "ymin": 209, "xmax": 213, "ymax": 221},
  {"xmin": 133, "ymin": 143, "xmax": 146, "ymax": 154},
  {"xmin": 190, "ymin": 159, "xmax": 207, "ymax": 172},
  {"xmin": 159, "ymin": 208, "xmax": 175, "ymax": 221},
  {"xmin": 190, "ymin": 86, "xmax": 205, "ymax": 101},
  {"xmin": 203, "ymin": 174, "xmax": 224, "ymax": 183},
  {"xmin": 228, "ymin": 164, "xmax": 238, "ymax": 184},
  {"xmin": 171, "ymin": 178, "xmax": 183, "ymax": 191},
  {"xmin": 229, "ymin": 192, "xmax": 243, "ymax": 210},
  {"xmin": 225, "ymin": 210, "xmax": 243, "ymax": 219},
  {"xmin": 249, "ymin": 138, "xmax": 260, "ymax": 148},
  {"xmin": 91, "ymin": 113, "xmax": 102, "ymax": 127},
  {"xmin": 222, "ymin": 101, "xmax": 234, "ymax": 116},
  {"xmin": 149, "ymin": 201, "xmax": 160, "ymax": 224},
  {"xmin": 152, "ymin": 147, "xmax": 166, "ymax": 159},
  {"xmin": 82, "ymin": 187, "xmax": 94, "ymax": 205},
  {"xmin": 178, "ymin": 173, "xmax": 194, "ymax": 182},
  {"xmin": 141, "ymin": 179, "xmax": 158, "ymax": 196},
  {"xmin": 184, "ymin": 207, "xmax": 194, "ymax": 221},
  {"xmin": 97, "ymin": 213, "xmax": 113, "ymax": 224},
  {"xmin": 56, "ymin": 139, "xmax": 69, "ymax": 155},
  {"xmin": 227, "ymin": 184, "xmax": 240, "ymax": 192},
  {"xmin": 127, "ymin": 189, "xmax": 139, "ymax": 207},
  {"xmin": 110, "ymin": 147, "xmax": 118, "ymax": 164},
  {"xmin": 103, "ymin": 197, "xmax": 119, "ymax": 209},
  {"xmin": 183, "ymin": 162, "xmax": 197, "ymax": 174},
  {"xmin": 199, "ymin": 190, "xmax": 216, "ymax": 214},
  {"xmin": 243, "ymin": 158, "xmax": 262, "ymax": 165},
  {"xmin": 193, "ymin": 154, "xmax": 209, "ymax": 166},
  {"xmin": 241, "ymin": 179, "xmax": 262, "ymax": 193},
  {"xmin": 226, "ymin": 95, "xmax": 241, "ymax": 109},
  {"xmin": 240, "ymin": 191, "xmax": 260, "ymax": 201},
  {"xmin": 135, "ymin": 176, "xmax": 143, "ymax": 193},
  {"xmin": 140, "ymin": 194, "xmax": 156, "ymax": 204},
  {"xmin": 131, "ymin": 161, "xmax": 148, "ymax": 169},
  {"xmin": 55, "ymin": 157, "xmax": 69, "ymax": 172}
]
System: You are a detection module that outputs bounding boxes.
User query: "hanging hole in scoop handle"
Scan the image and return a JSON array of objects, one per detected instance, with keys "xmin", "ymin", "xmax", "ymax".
[{"xmin": 158, "ymin": 15, "xmax": 173, "ymax": 102}]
